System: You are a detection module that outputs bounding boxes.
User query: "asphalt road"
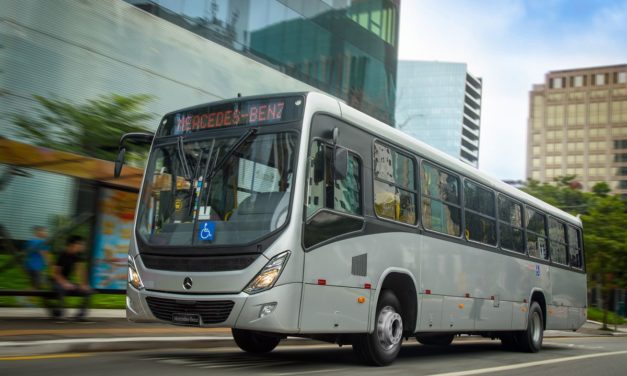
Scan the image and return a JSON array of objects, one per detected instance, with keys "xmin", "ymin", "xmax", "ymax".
[{"xmin": 2, "ymin": 336, "xmax": 627, "ymax": 376}]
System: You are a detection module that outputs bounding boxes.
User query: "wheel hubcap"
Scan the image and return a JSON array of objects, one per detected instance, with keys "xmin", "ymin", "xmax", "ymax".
[
  {"xmin": 531, "ymin": 311, "xmax": 542, "ymax": 345},
  {"xmin": 377, "ymin": 306, "xmax": 403, "ymax": 350}
]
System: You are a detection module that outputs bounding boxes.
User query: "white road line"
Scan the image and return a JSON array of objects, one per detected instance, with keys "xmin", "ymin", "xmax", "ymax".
[
  {"xmin": 427, "ymin": 350, "xmax": 627, "ymax": 376},
  {"xmin": 268, "ymin": 368, "xmax": 348, "ymax": 376}
]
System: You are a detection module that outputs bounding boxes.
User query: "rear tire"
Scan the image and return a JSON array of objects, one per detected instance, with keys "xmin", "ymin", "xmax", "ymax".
[
  {"xmin": 352, "ymin": 290, "xmax": 403, "ymax": 366},
  {"xmin": 416, "ymin": 333, "xmax": 455, "ymax": 346},
  {"xmin": 231, "ymin": 328, "xmax": 280, "ymax": 353},
  {"xmin": 511, "ymin": 302, "xmax": 543, "ymax": 353}
]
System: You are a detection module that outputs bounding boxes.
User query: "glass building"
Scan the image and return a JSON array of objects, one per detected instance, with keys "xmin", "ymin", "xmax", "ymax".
[
  {"xmin": 395, "ymin": 61, "xmax": 482, "ymax": 167},
  {"xmin": 0, "ymin": 0, "xmax": 398, "ymax": 241},
  {"xmin": 129, "ymin": 0, "xmax": 400, "ymax": 125}
]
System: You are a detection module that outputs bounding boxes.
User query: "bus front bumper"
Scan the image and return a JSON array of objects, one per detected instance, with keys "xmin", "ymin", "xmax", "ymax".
[{"xmin": 126, "ymin": 282, "xmax": 302, "ymax": 333}]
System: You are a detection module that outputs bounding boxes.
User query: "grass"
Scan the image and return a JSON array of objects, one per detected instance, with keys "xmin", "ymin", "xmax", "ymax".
[
  {"xmin": 588, "ymin": 307, "xmax": 626, "ymax": 325},
  {"xmin": 0, "ymin": 255, "xmax": 125, "ymax": 309}
]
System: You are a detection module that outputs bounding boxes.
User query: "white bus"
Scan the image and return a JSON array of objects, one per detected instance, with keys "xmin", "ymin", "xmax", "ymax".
[{"xmin": 116, "ymin": 92, "xmax": 587, "ymax": 366}]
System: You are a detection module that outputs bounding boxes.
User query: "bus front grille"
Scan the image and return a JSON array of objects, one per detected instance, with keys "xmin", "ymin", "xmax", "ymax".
[{"xmin": 145, "ymin": 297, "xmax": 235, "ymax": 324}]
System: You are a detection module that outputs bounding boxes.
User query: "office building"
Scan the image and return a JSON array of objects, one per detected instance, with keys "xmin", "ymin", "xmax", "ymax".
[
  {"xmin": 395, "ymin": 61, "xmax": 482, "ymax": 167},
  {"xmin": 526, "ymin": 65, "xmax": 627, "ymax": 195},
  {"xmin": 0, "ymin": 0, "xmax": 400, "ymax": 240}
]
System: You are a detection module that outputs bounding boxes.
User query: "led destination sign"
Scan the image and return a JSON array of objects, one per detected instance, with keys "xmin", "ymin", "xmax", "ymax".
[{"xmin": 159, "ymin": 96, "xmax": 304, "ymax": 136}]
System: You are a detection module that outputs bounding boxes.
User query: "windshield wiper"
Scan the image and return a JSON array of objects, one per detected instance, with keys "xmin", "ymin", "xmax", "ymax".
[
  {"xmin": 206, "ymin": 128, "xmax": 257, "ymax": 183},
  {"xmin": 177, "ymin": 136, "xmax": 193, "ymax": 180}
]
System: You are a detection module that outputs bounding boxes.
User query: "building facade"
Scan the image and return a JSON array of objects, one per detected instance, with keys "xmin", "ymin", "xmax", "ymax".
[
  {"xmin": 395, "ymin": 61, "xmax": 482, "ymax": 167},
  {"xmin": 0, "ymin": 0, "xmax": 399, "ymax": 240},
  {"xmin": 526, "ymin": 65, "xmax": 627, "ymax": 195},
  {"xmin": 130, "ymin": 0, "xmax": 400, "ymax": 125}
]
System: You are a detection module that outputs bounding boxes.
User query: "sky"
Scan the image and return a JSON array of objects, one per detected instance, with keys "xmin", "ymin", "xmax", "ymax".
[{"xmin": 398, "ymin": 0, "xmax": 627, "ymax": 180}]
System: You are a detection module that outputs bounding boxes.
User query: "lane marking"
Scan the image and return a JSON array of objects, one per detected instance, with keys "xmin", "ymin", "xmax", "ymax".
[
  {"xmin": 427, "ymin": 350, "xmax": 627, "ymax": 376},
  {"xmin": 269, "ymin": 368, "xmax": 349, "ymax": 376},
  {"xmin": 0, "ymin": 353, "xmax": 90, "ymax": 361}
]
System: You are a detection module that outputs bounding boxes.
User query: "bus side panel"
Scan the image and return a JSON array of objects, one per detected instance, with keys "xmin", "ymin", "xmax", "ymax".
[
  {"xmin": 475, "ymin": 299, "xmax": 513, "ymax": 330},
  {"xmin": 301, "ymin": 233, "xmax": 418, "ymax": 333},
  {"xmin": 418, "ymin": 294, "xmax": 443, "ymax": 330},
  {"xmin": 511, "ymin": 302, "xmax": 528, "ymax": 330},
  {"xmin": 299, "ymin": 284, "xmax": 371, "ymax": 333}
]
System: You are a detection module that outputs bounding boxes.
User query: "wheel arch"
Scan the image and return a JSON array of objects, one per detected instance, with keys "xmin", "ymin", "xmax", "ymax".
[
  {"xmin": 369, "ymin": 268, "xmax": 418, "ymax": 335},
  {"xmin": 529, "ymin": 288, "xmax": 547, "ymax": 330}
]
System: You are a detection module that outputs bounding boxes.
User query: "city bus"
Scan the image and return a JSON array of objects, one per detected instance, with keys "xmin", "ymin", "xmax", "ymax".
[{"xmin": 115, "ymin": 92, "xmax": 587, "ymax": 366}]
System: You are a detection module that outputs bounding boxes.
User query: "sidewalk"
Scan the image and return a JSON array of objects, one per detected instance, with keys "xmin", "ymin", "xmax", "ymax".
[{"xmin": 0, "ymin": 308, "xmax": 625, "ymax": 357}]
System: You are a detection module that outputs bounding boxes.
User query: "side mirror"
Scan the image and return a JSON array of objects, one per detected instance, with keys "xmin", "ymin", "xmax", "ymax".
[
  {"xmin": 333, "ymin": 146, "xmax": 348, "ymax": 181},
  {"xmin": 114, "ymin": 147, "xmax": 126, "ymax": 178}
]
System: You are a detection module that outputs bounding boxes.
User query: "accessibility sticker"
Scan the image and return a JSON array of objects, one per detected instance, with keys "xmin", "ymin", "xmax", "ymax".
[{"xmin": 198, "ymin": 221, "xmax": 215, "ymax": 241}]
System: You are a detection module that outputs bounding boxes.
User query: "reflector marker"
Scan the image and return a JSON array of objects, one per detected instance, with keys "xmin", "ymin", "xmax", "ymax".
[
  {"xmin": 424, "ymin": 289, "xmax": 431, "ymax": 294},
  {"xmin": 317, "ymin": 279, "xmax": 326, "ymax": 285},
  {"xmin": 364, "ymin": 283, "xmax": 372, "ymax": 289}
]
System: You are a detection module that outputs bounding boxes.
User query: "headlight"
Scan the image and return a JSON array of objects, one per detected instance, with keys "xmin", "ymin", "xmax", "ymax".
[
  {"xmin": 128, "ymin": 255, "xmax": 144, "ymax": 290},
  {"xmin": 244, "ymin": 251, "xmax": 290, "ymax": 294}
]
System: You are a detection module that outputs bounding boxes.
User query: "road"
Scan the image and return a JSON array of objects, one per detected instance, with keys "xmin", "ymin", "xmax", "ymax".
[{"xmin": 2, "ymin": 336, "xmax": 626, "ymax": 376}]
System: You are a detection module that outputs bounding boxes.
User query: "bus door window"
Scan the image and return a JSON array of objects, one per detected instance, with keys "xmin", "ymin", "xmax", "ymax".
[
  {"xmin": 498, "ymin": 196, "xmax": 525, "ymax": 253},
  {"xmin": 568, "ymin": 226, "xmax": 583, "ymax": 269},
  {"xmin": 307, "ymin": 140, "xmax": 361, "ymax": 217}
]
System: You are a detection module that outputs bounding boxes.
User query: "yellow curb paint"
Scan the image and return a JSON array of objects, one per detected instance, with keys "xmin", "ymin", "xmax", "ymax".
[{"xmin": 0, "ymin": 353, "xmax": 90, "ymax": 361}]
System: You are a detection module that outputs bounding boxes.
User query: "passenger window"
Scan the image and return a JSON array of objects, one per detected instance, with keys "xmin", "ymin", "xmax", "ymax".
[
  {"xmin": 526, "ymin": 208, "xmax": 548, "ymax": 260},
  {"xmin": 568, "ymin": 226, "xmax": 584, "ymax": 269},
  {"xmin": 306, "ymin": 140, "xmax": 362, "ymax": 217},
  {"xmin": 498, "ymin": 196, "xmax": 525, "ymax": 253},
  {"xmin": 548, "ymin": 218, "xmax": 568, "ymax": 265},
  {"xmin": 373, "ymin": 142, "xmax": 417, "ymax": 224},
  {"xmin": 421, "ymin": 162, "xmax": 461, "ymax": 236},
  {"xmin": 463, "ymin": 180, "xmax": 496, "ymax": 245}
]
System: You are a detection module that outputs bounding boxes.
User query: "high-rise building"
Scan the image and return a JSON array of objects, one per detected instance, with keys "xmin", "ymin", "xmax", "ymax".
[
  {"xmin": 526, "ymin": 65, "xmax": 627, "ymax": 195},
  {"xmin": 395, "ymin": 61, "xmax": 482, "ymax": 167},
  {"xmin": 130, "ymin": 0, "xmax": 400, "ymax": 125}
]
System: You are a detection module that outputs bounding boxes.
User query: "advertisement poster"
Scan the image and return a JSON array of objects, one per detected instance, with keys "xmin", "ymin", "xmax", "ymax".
[{"xmin": 92, "ymin": 188, "xmax": 138, "ymax": 290}]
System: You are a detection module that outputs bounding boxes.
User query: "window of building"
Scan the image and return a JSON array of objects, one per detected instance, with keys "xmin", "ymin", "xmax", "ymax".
[
  {"xmin": 306, "ymin": 140, "xmax": 362, "ymax": 217},
  {"xmin": 532, "ymin": 171, "xmax": 541, "ymax": 180},
  {"xmin": 594, "ymin": 73, "xmax": 606, "ymax": 86},
  {"xmin": 611, "ymin": 101, "xmax": 627, "ymax": 123},
  {"xmin": 619, "ymin": 180, "xmax": 627, "ymax": 189},
  {"xmin": 589, "ymin": 102, "xmax": 608, "ymax": 125},
  {"xmin": 571, "ymin": 75, "xmax": 585, "ymax": 88},
  {"xmin": 568, "ymin": 226, "xmax": 583, "ymax": 269},
  {"xmin": 618, "ymin": 166, "xmax": 627, "ymax": 176},
  {"xmin": 463, "ymin": 180, "xmax": 496, "ymax": 245},
  {"xmin": 373, "ymin": 142, "xmax": 416, "ymax": 224},
  {"xmin": 526, "ymin": 207, "xmax": 548, "ymax": 260},
  {"xmin": 551, "ymin": 77, "xmax": 564, "ymax": 89},
  {"xmin": 532, "ymin": 158, "xmax": 541, "ymax": 168},
  {"xmin": 615, "ymin": 140, "xmax": 627, "ymax": 149},
  {"xmin": 548, "ymin": 218, "xmax": 568, "ymax": 265},
  {"xmin": 421, "ymin": 162, "xmax": 461, "ymax": 236},
  {"xmin": 616, "ymin": 72, "xmax": 627, "ymax": 84},
  {"xmin": 498, "ymin": 196, "xmax": 525, "ymax": 253},
  {"xmin": 615, "ymin": 153, "xmax": 627, "ymax": 163}
]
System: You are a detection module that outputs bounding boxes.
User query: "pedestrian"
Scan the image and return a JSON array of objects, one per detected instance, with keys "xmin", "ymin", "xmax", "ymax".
[
  {"xmin": 24, "ymin": 225, "xmax": 50, "ymax": 290},
  {"xmin": 50, "ymin": 235, "xmax": 93, "ymax": 320}
]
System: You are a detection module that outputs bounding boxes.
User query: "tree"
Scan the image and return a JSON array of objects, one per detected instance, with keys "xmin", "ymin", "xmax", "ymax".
[
  {"xmin": 11, "ymin": 94, "xmax": 154, "ymax": 162},
  {"xmin": 523, "ymin": 177, "xmax": 627, "ymax": 329}
]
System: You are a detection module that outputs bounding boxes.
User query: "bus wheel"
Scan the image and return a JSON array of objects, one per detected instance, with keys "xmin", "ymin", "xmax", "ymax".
[
  {"xmin": 352, "ymin": 290, "xmax": 403, "ymax": 366},
  {"xmin": 416, "ymin": 333, "xmax": 455, "ymax": 346},
  {"xmin": 231, "ymin": 328, "xmax": 280, "ymax": 353},
  {"xmin": 514, "ymin": 301, "xmax": 544, "ymax": 353}
]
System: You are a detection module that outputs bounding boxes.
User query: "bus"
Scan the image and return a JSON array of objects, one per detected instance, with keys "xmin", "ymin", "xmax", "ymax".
[{"xmin": 115, "ymin": 92, "xmax": 587, "ymax": 366}]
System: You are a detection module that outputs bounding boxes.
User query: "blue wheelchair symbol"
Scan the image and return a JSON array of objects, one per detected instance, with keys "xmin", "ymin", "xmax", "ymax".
[
  {"xmin": 198, "ymin": 221, "xmax": 215, "ymax": 241},
  {"xmin": 535, "ymin": 264, "xmax": 541, "ymax": 277}
]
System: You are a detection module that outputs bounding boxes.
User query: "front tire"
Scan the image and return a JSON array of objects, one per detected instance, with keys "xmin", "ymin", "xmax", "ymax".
[
  {"xmin": 352, "ymin": 290, "xmax": 403, "ymax": 366},
  {"xmin": 514, "ymin": 301, "xmax": 544, "ymax": 353},
  {"xmin": 231, "ymin": 328, "xmax": 280, "ymax": 353}
]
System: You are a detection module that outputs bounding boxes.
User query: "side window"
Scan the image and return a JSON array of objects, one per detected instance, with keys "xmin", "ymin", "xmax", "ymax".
[
  {"xmin": 373, "ymin": 142, "xmax": 417, "ymax": 224},
  {"xmin": 497, "ymin": 196, "xmax": 525, "ymax": 253},
  {"xmin": 526, "ymin": 207, "xmax": 548, "ymax": 260},
  {"xmin": 463, "ymin": 180, "xmax": 496, "ymax": 245},
  {"xmin": 548, "ymin": 218, "xmax": 568, "ymax": 265},
  {"xmin": 568, "ymin": 226, "xmax": 584, "ymax": 269},
  {"xmin": 304, "ymin": 140, "xmax": 363, "ymax": 248},
  {"xmin": 421, "ymin": 162, "xmax": 461, "ymax": 236},
  {"xmin": 306, "ymin": 140, "xmax": 362, "ymax": 217}
]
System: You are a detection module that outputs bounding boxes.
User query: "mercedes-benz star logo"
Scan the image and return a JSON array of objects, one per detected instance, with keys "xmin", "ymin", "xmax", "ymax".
[{"xmin": 183, "ymin": 277, "xmax": 193, "ymax": 290}]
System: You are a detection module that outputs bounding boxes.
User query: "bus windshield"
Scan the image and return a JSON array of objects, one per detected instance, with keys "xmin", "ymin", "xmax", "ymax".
[{"xmin": 137, "ymin": 131, "xmax": 298, "ymax": 247}]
